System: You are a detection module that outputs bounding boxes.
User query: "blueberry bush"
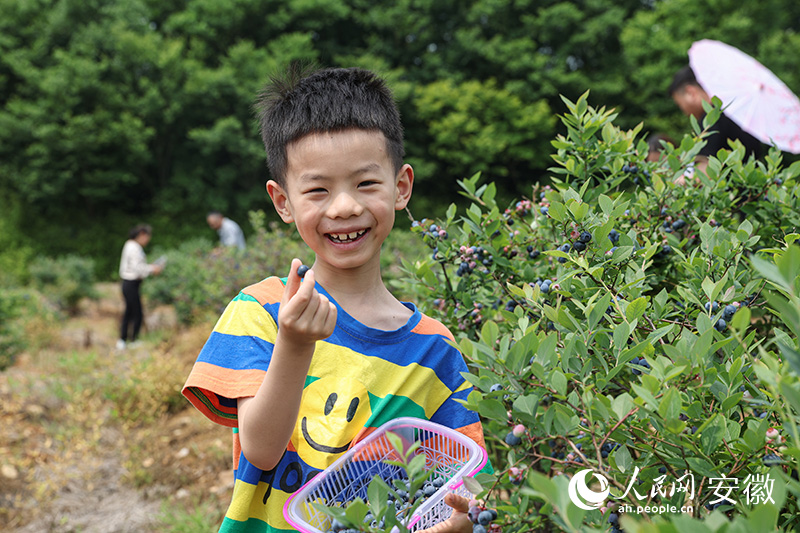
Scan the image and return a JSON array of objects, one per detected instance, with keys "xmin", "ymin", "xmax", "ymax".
[
  {"xmin": 395, "ymin": 94, "xmax": 800, "ymax": 531},
  {"xmin": 0, "ymin": 286, "xmax": 59, "ymax": 370},
  {"xmin": 28, "ymin": 254, "xmax": 98, "ymax": 314}
]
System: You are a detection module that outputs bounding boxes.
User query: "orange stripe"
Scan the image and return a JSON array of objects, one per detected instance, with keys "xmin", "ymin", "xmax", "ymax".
[
  {"xmin": 242, "ymin": 277, "xmax": 285, "ymax": 306},
  {"xmin": 183, "ymin": 362, "xmax": 265, "ymax": 399},
  {"xmin": 232, "ymin": 431, "xmax": 242, "ymax": 470},
  {"xmin": 455, "ymin": 421, "xmax": 487, "ymax": 451},
  {"xmin": 411, "ymin": 314, "xmax": 456, "ymax": 341}
]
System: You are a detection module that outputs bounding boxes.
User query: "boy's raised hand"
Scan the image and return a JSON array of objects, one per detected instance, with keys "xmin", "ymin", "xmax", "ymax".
[{"xmin": 278, "ymin": 259, "xmax": 337, "ymax": 346}]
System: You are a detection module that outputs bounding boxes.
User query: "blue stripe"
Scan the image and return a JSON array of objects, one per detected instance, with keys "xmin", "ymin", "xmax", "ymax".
[
  {"xmin": 430, "ymin": 388, "xmax": 481, "ymax": 428},
  {"xmin": 197, "ymin": 331, "xmax": 275, "ymax": 370}
]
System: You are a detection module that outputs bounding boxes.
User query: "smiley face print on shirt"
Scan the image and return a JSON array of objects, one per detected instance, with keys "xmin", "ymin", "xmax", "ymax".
[{"xmin": 292, "ymin": 376, "xmax": 372, "ymax": 469}]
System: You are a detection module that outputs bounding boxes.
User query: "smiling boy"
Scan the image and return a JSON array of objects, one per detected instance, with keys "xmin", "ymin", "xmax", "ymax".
[{"xmin": 182, "ymin": 66, "xmax": 487, "ymax": 533}]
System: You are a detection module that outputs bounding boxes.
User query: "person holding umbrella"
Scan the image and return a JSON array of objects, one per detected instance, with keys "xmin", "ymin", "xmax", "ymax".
[
  {"xmin": 668, "ymin": 65, "xmax": 765, "ymax": 177},
  {"xmin": 669, "ymin": 39, "xmax": 800, "ymax": 180}
]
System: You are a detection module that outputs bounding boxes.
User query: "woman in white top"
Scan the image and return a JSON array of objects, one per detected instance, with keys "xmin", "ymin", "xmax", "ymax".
[{"xmin": 117, "ymin": 224, "xmax": 163, "ymax": 350}]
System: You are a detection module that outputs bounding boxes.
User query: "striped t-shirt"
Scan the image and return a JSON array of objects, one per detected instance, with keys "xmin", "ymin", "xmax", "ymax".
[{"xmin": 182, "ymin": 277, "xmax": 487, "ymax": 533}]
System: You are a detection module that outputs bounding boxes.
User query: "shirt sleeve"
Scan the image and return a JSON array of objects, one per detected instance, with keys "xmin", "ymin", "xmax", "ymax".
[
  {"xmin": 182, "ymin": 290, "xmax": 278, "ymax": 427},
  {"xmin": 119, "ymin": 241, "xmax": 155, "ymax": 280}
]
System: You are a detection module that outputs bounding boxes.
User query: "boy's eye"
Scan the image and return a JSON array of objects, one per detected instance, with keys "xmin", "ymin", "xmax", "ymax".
[
  {"xmin": 305, "ymin": 187, "xmax": 327, "ymax": 194},
  {"xmin": 358, "ymin": 180, "xmax": 378, "ymax": 187}
]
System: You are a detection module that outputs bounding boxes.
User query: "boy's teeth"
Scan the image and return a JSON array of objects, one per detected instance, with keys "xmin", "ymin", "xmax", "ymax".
[{"xmin": 330, "ymin": 230, "xmax": 365, "ymax": 242}]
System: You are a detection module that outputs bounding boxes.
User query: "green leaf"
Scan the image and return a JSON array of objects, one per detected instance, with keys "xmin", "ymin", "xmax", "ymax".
[
  {"xmin": 614, "ymin": 445, "xmax": 632, "ymax": 473},
  {"xmin": 367, "ymin": 477, "xmax": 389, "ymax": 520},
  {"xmin": 731, "ymin": 306, "xmax": 751, "ymax": 331},
  {"xmin": 480, "ymin": 320, "xmax": 500, "ymax": 346},
  {"xmin": 462, "ymin": 475, "xmax": 484, "ymax": 496},
  {"xmin": 550, "ymin": 370, "xmax": 568, "ymax": 396},
  {"xmin": 721, "ymin": 393, "xmax": 744, "ymax": 413},
  {"xmin": 344, "ymin": 498, "xmax": 369, "ymax": 525},
  {"xmin": 513, "ymin": 394, "xmax": 539, "ymax": 422},
  {"xmin": 537, "ymin": 333, "xmax": 558, "ymax": 368},
  {"xmin": 549, "ymin": 201, "xmax": 567, "ymax": 222},
  {"xmin": 589, "ymin": 292, "xmax": 613, "ymax": 331},
  {"xmin": 613, "ymin": 322, "xmax": 630, "ymax": 352},
  {"xmin": 657, "ymin": 387, "xmax": 682, "ymax": 421},
  {"xmin": 702, "ymin": 277, "xmax": 715, "ymax": 301},
  {"xmin": 552, "ymin": 404, "xmax": 579, "ymax": 435},
  {"xmin": 631, "ymin": 383, "xmax": 659, "ymax": 412},
  {"xmin": 612, "ymin": 393, "xmax": 635, "ymax": 421},
  {"xmin": 743, "ymin": 428, "xmax": 762, "ymax": 451},
  {"xmin": 747, "ymin": 501, "xmax": 778, "ymax": 531},
  {"xmin": 686, "ymin": 457, "xmax": 718, "ymax": 478},
  {"xmin": 598, "ymin": 194, "xmax": 613, "ymax": 215},
  {"xmin": 477, "ymin": 399, "xmax": 509, "ymax": 422},
  {"xmin": 700, "ymin": 415, "xmax": 725, "ymax": 453},
  {"xmin": 625, "ymin": 297, "xmax": 648, "ymax": 322}
]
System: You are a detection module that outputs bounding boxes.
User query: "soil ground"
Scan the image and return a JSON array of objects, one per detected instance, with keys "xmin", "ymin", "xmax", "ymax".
[{"xmin": 1, "ymin": 283, "xmax": 233, "ymax": 532}]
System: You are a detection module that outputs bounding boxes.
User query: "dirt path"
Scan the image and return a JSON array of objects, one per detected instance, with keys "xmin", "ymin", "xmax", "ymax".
[{"xmin": 1, "ymin": 284, "xmax": 233, "ymax": 532}]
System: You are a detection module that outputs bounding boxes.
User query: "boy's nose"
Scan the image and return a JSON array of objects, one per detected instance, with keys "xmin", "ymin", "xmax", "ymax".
[{"xmin": 327, "ymin": 192, "xmax": 364, "ymax": 218}]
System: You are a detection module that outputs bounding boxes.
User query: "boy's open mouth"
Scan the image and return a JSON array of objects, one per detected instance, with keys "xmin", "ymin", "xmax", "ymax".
[{"xmin": 326, "ymin": 229, "xmax": 368, "ymax": 244}]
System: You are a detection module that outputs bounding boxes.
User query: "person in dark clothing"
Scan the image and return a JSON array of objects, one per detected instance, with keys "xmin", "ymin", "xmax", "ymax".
[{"xmin": 668, "ymin": 65, "xmax": 765, "ymax": 178}]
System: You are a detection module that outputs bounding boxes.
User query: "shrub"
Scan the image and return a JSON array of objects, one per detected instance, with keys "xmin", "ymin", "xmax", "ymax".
[
  {"xmin": 0, "ymin": 286, "xmax": 59, "ymax": 370},
  {"xmin": 28, "ymin": 254, "xmax": 97, "ymax": 313},
  {"xmin": 397, "ymin": 94, "xmax": 800, "ymax": 531},
  {"xmin": 104, "ymin": 351, "xmax": 189, "ymax": 424},
  {"xmin": 0, "ymin": 288, "xmax": 27, "ymax": 370}
]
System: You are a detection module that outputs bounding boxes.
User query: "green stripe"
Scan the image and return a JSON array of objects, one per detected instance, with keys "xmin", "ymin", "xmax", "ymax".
[
  {"xmin": 232, "ymin": 292, "xmax": 260, "ymax": 303},
  {"xmin": 220, "ymin": 516, "xmax": 295, "ymax": 533},
  {"xmin": 304, "ymin": 375, "xmax": 320, "ymax": 388},
  {"xmin": 366, "ymin": 392, "xmax": 427, "ymax": 427},
  {"xmin": 187, "ymin": 387, "xmax": 237, "ymax": 421}
]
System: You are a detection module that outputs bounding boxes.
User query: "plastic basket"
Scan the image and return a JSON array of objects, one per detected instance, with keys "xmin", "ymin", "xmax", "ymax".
[{"xmin": 283, "ymin": 417, "xmax": 487, "ymax": 532}]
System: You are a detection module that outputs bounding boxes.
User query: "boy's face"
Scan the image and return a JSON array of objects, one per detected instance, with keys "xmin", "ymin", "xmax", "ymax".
[{"xmin": 267, "ymin": 129, "xmax": 413, "ymax": 275}]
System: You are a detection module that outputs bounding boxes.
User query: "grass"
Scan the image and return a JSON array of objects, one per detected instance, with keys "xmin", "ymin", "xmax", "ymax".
[{"xmin": 157, "ymin": 496, "xmax": 224, "ymax": 532}]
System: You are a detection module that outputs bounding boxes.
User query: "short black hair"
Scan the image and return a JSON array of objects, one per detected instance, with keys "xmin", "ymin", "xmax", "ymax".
[
  {"xmin": 206, "ymin": 210, "xmax": 222, "ymax": 218},
  {"xmin": 668, "ymin": 65, "xmax": 700, "ymax": 96},
  {"xmin": 128, "ymin": 224, "xmax": 152, "ymax": 240},
  {"xmin": 254, "ymin": 64, "xmax": 405, "ymax": 186}
]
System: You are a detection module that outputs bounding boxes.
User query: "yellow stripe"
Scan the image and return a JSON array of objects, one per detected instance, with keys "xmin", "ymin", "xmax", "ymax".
[
  {"xmin": 310, "ymin": 342, "xmax": 453, "ymax": 417},
  {"xmin": 210, "ymin": 298, "xmax": 459, "ymax": 414},
  {"xmin": 213, "ymin": 298, "xmax": 278, "ymax": 339},
  {"xmin": 454, "ymin": 381, "xmax": 472, "ymax": 394},
  {"xmin": 226, "ymin": 479, "xmax": 294, "ymax": 530}
]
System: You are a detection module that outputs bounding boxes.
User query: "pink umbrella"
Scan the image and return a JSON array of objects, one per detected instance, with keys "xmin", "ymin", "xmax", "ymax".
[{"xmin": 689, "ymin": 39, "xmax": 800, "ymax": 154}]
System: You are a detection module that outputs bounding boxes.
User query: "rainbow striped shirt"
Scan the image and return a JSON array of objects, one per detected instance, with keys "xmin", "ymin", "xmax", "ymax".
[{"xmin": 183, "ymin": 277, "xmax": 487, "ymax": 532}]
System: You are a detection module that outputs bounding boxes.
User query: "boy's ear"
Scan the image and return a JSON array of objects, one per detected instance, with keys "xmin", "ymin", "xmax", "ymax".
[
  {"xmin": 394, "ymin": 164, "xmax": 414, "ymax": 210},
  {"xmin": 266, "ymin": 180, "xmax": 295, "ymax": 223}
]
